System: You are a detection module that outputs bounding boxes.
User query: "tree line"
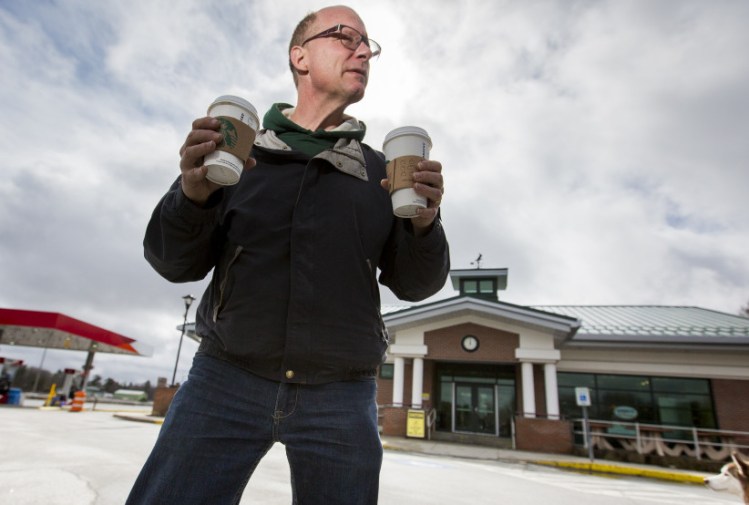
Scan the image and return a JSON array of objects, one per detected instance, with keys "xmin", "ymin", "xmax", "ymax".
[{"xmin": 8, "ymin": 365, "xmax": 154, "ymax": 401}]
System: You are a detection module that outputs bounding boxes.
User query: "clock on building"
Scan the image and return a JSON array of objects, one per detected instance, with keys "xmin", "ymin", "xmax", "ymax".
[{"xmin": 461, "ymin": 334, "xmax": 479, "ymax": 352}]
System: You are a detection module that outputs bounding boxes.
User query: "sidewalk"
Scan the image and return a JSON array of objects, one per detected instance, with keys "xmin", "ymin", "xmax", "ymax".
[
  {"xmin": 113, "ymin": 411, "xmax": 711, "ymax": 485},
  {"xmin": 379, "ymin": 436, "xmax": 712, "ymax": 485}
]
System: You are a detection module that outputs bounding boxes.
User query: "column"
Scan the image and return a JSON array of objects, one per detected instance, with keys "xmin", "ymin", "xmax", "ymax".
[
  {"xmin": 544, "ymin": 362, "xmax": 560, "ymax": 420},
  {"xmin": 411, "ymin": 357, "xmax": 424, "ymax": 409},
  {"xmin": 521, "ymin": 361, "xmax": 536, "ymax": 418},
  {"xmin": 392, "ymin": 357, "xmax": 405, "ymax": 407}
]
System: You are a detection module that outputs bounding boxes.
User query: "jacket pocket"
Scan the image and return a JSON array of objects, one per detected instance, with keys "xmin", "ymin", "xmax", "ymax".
[
  {"xmin": 366, "ymin": 259, "xmax": 390, "ymax": 345},
  {"xmin": 213, "ymin": 245, "xmax": 244, "ymax": 322}
]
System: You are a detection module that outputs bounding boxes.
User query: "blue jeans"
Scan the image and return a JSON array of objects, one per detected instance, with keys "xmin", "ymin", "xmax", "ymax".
[{"xmin": 126, "ymin": 353, "xmax": 382, "ymax": 504}]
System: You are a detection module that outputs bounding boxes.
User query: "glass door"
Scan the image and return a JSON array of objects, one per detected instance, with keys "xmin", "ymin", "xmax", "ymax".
[{"xmin": 454, "ymin": 383, "xmax": 497, "ymax": 435}]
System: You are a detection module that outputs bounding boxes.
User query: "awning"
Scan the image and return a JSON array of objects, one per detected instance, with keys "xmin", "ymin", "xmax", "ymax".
[{"xmin": 0, "ymin": 308, "xmax": 153, "ymax": 356}]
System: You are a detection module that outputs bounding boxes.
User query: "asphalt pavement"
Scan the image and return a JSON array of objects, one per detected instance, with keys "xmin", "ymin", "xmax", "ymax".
[{"xmin": 5, "ymin": 397, "xmax": 713, "ymax": 488}]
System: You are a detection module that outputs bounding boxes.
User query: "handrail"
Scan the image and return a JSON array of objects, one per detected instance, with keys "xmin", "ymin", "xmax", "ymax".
[
  {"xmin": 426, "ymin": 408, "xmax": 437, "ymax": 440},
  {"xmin": 576, "ymin": 419, "xmax": 749, "ymax": 438},
  {"xmin": 572, "ymin": 417, "xmax": 749, "ymax": 461}
]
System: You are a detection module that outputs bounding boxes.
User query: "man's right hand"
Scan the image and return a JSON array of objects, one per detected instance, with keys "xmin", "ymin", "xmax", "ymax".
[
  {"xmin": 178, "ymin": 117, "xmax": 257, "ymax": 206},
  {"xmin": 178, "ymin": 117, "xmax": 223, "ymax": 205}
]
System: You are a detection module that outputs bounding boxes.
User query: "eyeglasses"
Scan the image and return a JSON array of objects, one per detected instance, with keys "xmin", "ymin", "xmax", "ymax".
[{"xmin": 302, "ymin": 24, "xmax": 381, "ymax": 58}]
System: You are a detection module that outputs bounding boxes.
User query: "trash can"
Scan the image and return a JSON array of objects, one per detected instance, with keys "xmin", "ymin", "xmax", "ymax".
[{"xmin": 7, "ymin": 388, "xmax": 22, "ymax": 406}]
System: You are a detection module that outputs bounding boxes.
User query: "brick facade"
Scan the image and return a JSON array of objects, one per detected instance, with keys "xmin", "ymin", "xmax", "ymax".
[
  {"xmin": 378, "ymin": 322, "xmax": 526, "ymax": 440},
  {"xmin": 151, "ymin": 385, "xmax": 179, "ymax": 417},
  {"xmin": 514, "ymin": 416, "xmax": 574, "ymax": 453},
  {"xmin": 424, "ymin": 322, "xmax": 518, "ymax": 361},
  {"xmin": 711, "ymin": 379, "xmax": 749, "ymax": 443},
  {"xmin": 380, "ymin": 406, "xmax": 408, "ymax": 437},
  {"xmin": 423, "ymin": 360, "xmax": 435, "ymax": 411},
  {"xmin": 378, "ymin": 322, "xmax": 520, "ymax": 410},
  {"xmin": 377, "ymin": 316, "xmax": 748, "ymax": 456},
  {"xmin": 534, "ymin": 365, "xmax": 547, "ymax": 417},
  {"xmin": 376, "ymin": 374, "xmax": 393, "ymax": 406}
]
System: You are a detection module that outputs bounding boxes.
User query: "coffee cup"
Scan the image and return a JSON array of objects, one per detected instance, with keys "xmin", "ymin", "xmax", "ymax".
[
  {"xmin": 203, "ymin": 95, "xmax": 260, "ymax": 185},
  {"xmin": 383, "ymin": 126, "xmax": 432, "ymax": 218}
]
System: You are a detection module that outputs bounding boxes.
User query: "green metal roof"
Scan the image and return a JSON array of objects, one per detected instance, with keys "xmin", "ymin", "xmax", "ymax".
[
  {"xmin": 383, "ymin": 299, "xmax": 749, "ymax": 346},
  {"xmin": 532, "ymin": 305, "xmax": 749, "ymax": 341}
]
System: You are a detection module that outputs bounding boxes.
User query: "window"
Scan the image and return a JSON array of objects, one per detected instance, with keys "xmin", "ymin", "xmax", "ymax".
[
  {"xmin": 558, "ymin": 372, "xmax": 716, "ymax": 429},
  {"xmin": 558, "ymin": 373, "xmax": 595, "ymax": 388},
  {"xmin": 460, "ymin": 278, "xmax": 496, "ymax": 299},
  {"xmin": 479, "ymin": 280, "xmax": 495, "ymax": 293},
  {"xmin": 597, "ymin": 374, "xmax": 650, "ymax": 391},
  {"xmin": 379, "ymin": 363, "xmax": 394, "ymax": 380},
  {"xmin": 652, "ymin": 377, "xmax": 709, "ymax": 394},
  {"xmin": 462, "ymin": 280, "xmax": 478, "ymax": 294}
]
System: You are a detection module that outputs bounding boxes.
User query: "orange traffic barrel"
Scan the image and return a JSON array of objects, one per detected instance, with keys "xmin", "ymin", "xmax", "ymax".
[{"xmin": 70, "ymin": 390, "xmax": 86, "ymax": 412}]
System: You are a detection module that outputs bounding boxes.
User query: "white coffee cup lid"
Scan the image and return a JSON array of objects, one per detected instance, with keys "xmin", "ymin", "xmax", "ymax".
[
  {"xmin": 384, "ymin": 126, "xmax": 432, "ymax": 148},
  {"xmin": 209, "ymin": 95, "xmax": 258, "ymax": 118}
]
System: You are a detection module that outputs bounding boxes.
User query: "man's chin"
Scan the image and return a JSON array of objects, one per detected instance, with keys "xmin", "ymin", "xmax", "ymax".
[{"xmin": 346, "ymin": 87, "xmax": 366, "ymax": 105}]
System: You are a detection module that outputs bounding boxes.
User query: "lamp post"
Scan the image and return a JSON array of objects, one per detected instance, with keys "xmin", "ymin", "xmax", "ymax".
[
  {"xmin": 32, "ymin": 347, "xmax": 48, "ymax": 392},
  {"xmin": 171, "ymin": 294, "xmax": 196, "ymax": 387}
]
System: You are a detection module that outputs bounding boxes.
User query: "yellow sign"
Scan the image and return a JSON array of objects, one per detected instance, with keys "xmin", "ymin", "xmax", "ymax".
[{"xmin": 406, "ymin": 409, "xmax": 426, "ymax": 438}]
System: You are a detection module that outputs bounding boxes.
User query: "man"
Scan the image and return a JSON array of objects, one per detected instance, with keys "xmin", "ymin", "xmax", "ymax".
[
  {"xmin": 127, "ymin": 5, "xmax": 449, "ymax": 504},
  {"xmin": 0, "ymin": 372, "xmax": 10, "ymax": 404}
]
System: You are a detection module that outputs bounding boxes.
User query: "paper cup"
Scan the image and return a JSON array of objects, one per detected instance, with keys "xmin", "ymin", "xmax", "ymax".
[
  {"xmin": 204, "ymin": 95, "xmax": 260, "ymax": 185},
  {"xmin": 383, "ymin": 126, "xmax": 432, "ymax": 218}
]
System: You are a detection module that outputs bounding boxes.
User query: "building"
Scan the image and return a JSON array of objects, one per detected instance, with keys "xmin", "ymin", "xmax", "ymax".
[
  {"xmin": 113, "ymin": 389, "xmax": 148, "ymax": 402},
  {"xmin": 377, "ymin": 268, "xmax": 749, "ymax": 457}
]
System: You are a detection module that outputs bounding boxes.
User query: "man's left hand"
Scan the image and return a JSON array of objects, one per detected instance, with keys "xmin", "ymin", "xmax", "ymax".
[{"xmin": 381, "ymin": 159, "xmax": 444, "ymax": 236}]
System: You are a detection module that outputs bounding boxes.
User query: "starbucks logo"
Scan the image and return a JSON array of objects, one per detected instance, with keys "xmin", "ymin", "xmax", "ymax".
[{"xmin": 217, "ymin": 117, "xmax": 238, "ymax": 148}]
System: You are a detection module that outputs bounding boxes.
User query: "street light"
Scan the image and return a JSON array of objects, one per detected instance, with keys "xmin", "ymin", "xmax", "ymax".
[{"xmin": 171, "ymin": 294, "xmax": 196, "ymax": 387}]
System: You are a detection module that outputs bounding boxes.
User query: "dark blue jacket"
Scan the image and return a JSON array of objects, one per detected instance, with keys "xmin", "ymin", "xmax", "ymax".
[{"xmin": 144, "ymin": 131, "xmax": 449, "ymax": 384}]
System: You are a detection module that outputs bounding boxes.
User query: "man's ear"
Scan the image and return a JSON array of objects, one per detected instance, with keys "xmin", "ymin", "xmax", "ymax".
[{"xmin": 289, "ymin": 46, "xmax": 309, "ymax": 76}]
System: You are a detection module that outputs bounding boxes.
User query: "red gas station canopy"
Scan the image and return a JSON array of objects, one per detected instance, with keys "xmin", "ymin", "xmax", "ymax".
[{"xmin": 0, "ymin": 308, "xmax": 153, "ymax": 356}]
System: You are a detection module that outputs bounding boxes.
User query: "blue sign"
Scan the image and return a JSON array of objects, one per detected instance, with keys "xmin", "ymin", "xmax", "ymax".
[{"xmin": 575, "ymin": 387, "xmax": 591, "ymax": 407}]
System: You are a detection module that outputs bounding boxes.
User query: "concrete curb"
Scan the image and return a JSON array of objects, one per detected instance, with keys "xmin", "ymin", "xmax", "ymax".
[
  {"xmin": 112, "ymin": 413, "xmax": 164, "ymax": 425},
  {"xmin": 532, "ymin": 460, "xmax": 707, "ymax": 485},
  {"xmin": 381, "ymin": 442, "xmax": 402, "ymax": 452},
  {"xmin": 381, "ymin": 439, "xmax": 709, "ymax": 485}
]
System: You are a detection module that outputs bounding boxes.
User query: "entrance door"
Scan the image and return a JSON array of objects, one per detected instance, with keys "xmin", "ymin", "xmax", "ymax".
[{"xmin": 454, "ymin": 383, "xmax": 497, "ymax": 435}]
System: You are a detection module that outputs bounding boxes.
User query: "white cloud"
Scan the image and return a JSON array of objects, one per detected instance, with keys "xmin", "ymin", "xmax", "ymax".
[{"xmin": 1, "ymin": 0, "xmax": 748, "ymax": 383}]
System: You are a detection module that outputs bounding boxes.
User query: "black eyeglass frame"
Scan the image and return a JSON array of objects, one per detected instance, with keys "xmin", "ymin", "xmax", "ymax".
[{"xmin": 301, "ymin": 24, "xmax": 381, "ymax": 58}]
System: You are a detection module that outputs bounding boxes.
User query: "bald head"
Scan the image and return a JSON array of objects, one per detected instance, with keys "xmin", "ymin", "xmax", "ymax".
[
  {"xmin": 288, "ymin": 5, "xmax": 367, "ymax": 86},
  {"xmin": 315, "ymin": 5, "xmax": 364, "ymax": 24}
]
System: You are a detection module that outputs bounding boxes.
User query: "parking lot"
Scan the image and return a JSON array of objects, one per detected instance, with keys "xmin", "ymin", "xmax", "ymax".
[{"xmin": 0, "ymin": 405, "xmax": 735, "ymax": 505}]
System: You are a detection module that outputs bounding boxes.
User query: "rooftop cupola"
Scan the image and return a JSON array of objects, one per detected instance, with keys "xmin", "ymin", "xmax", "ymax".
[{"xmin": 449, "ymin": 267, "xmax": 508, "ymax": 302}]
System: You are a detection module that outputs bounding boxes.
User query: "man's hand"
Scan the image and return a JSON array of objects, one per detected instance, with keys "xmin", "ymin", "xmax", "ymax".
[
  {"xmin": 381, "ymin": 159, "xmax": 444, "ymax": 236},
  {"xmin": 179, "ymin": 117, "xmax": 257, "ymax": 206}
]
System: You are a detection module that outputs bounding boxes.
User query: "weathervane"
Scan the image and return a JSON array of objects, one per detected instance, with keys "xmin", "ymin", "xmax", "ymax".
[{"xmin": 471, "ymin": 253, "xmax": 483, "ymax": 269}]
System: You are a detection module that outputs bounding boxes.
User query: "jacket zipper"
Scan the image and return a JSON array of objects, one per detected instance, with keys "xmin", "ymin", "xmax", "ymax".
[
  {"xmin": 366, "ymin": 259, "xmax": 390, "ymax": 345},
  {"xmin": 213, "ymin": 245, "xmax": 244, "ymax": 322}
]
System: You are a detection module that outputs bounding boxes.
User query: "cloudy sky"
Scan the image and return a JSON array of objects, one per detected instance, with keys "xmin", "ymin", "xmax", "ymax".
[{"xmin": 1, "ymin": 0, "xmax": 748, "ymax": 385}]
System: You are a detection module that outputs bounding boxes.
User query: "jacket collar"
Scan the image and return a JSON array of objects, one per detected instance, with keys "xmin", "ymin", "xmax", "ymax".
[{"xmin": 254, "ymin": 130, "xmax": 369, "ymax": 182}]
